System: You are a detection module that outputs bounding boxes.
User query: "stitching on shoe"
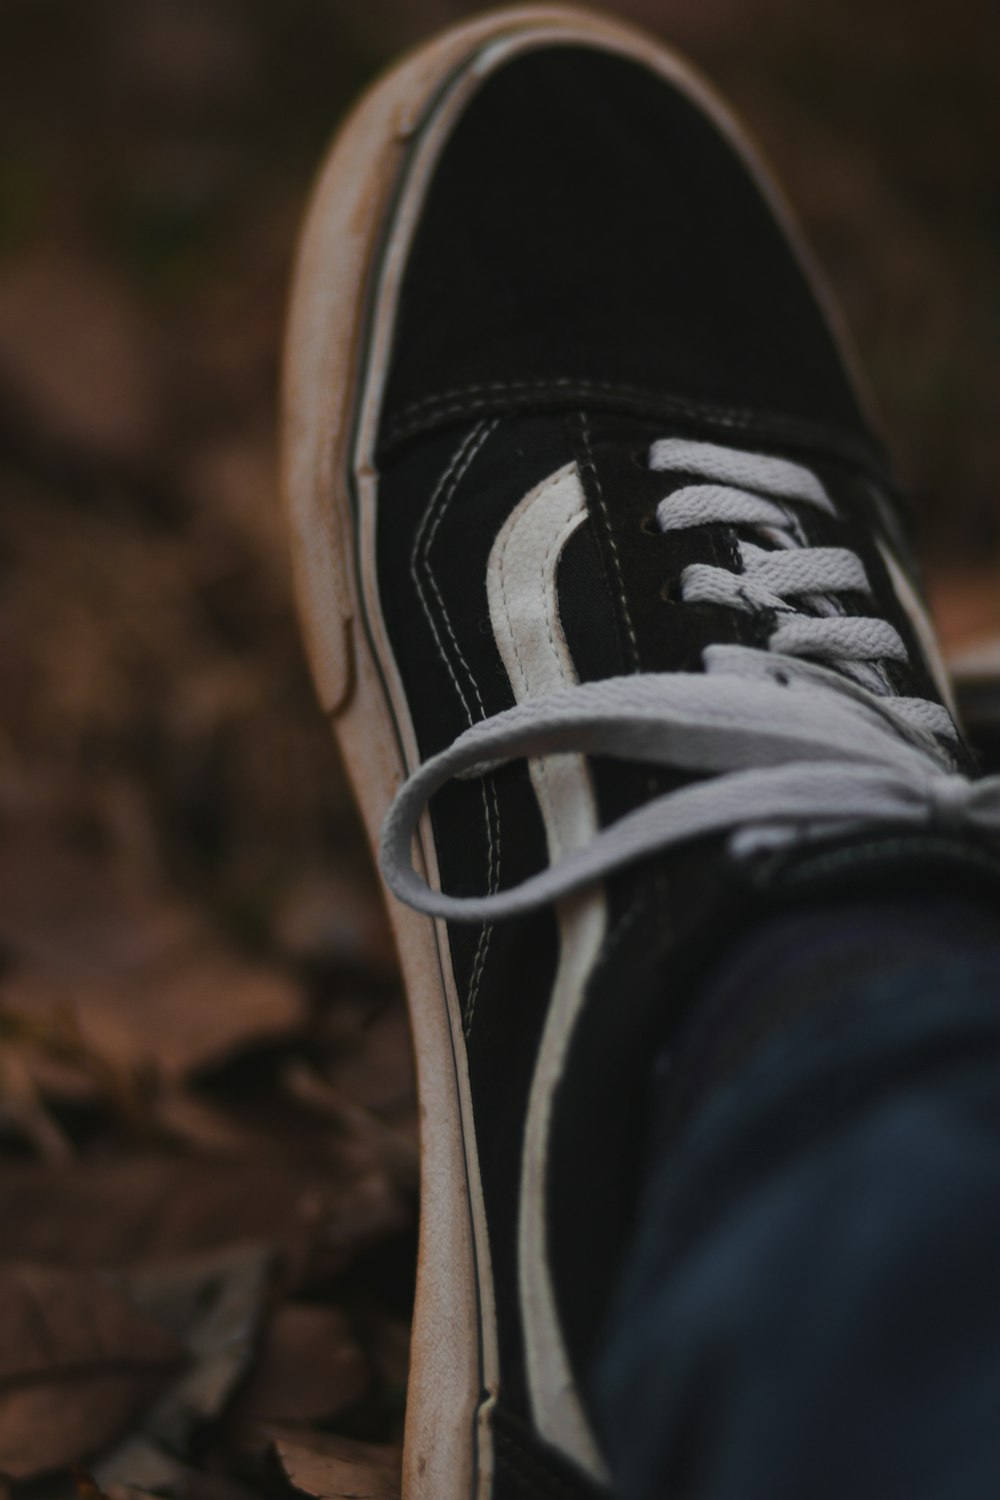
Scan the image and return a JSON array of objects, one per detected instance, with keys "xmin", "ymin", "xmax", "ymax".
[
  {"xmin": 383, "ymin": 379, "xmax": 888, "ymax": 477},
  {"xmin": 577, "ymin": 412, "xmax": 640, "ymax": 669},
  {"xmin": 577, "ymin": 410, "xmax": 672, "ymax": 826},
  {"xmin": 398, "ymin": 377, "xmax": 658, "ymax": 413},
  {"xmin": 412, "ymin": 419, "xmax": 497, "ymax": 718},
  {"xmin": 411, "ymin": 416, "xmax": 501, "ymax": 1027},
  {"xmin": 388, "ymin": 386, "xmax": 762, "ymax": 446},
  {"xmin": 465, "ymin": 767, "xmax": 501, "ymax": 1035},
  {"xmin": 392, "ymin": 376, "xmax": 805, "ymax": 422}
]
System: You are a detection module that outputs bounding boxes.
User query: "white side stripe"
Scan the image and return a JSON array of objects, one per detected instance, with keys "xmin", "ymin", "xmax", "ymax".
[{"xmin": 486, "ymin": 463, "xmax": 610, "ymax": 1482}]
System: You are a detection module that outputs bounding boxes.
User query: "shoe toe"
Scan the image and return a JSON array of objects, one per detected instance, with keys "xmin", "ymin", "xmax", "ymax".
[{"xmin": 380, "ymin": 42, "xmax": 871, "ymax": 453}]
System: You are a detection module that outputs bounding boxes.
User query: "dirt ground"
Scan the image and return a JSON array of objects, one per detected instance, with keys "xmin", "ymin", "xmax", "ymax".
[{"xmin": 1, "ymin": 0, "xmax": 999, "ymax": 1493}]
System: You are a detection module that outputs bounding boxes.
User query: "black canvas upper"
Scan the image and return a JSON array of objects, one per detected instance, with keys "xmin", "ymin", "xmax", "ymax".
[
  {"xmin": 378, "ymin": 46, "xmax": 879, "ymax": 471},
  {"xmin": 357, "ymin": 34, "xmax": 1000, "ymax": 1500}
]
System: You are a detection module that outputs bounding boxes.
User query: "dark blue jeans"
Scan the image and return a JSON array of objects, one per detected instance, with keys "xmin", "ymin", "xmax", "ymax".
[{"xmin": 593, "ymin": 958, "xmax": 1000, "ymax": 1499}]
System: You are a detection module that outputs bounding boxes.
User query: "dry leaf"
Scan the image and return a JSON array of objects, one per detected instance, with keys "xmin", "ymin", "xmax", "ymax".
[
  {"xmin": 930, "ymin": 561, "xmax": 1000, "ymax": 656},
  {"xmin": 0, "ymin": 1049, "xmax": 72, "ymax": 1162},
  {"xmin": 233, "ymin": 1303, "xmax": 370, "ymax": 1435},
  {"xmin": 324, "ymin": 1001, "xmax": 415, "ymax": 1120},
  {"xmin": 98, "ymin": 1437, "xmax": 190, "ymax": 1495},
  {"xmin": 185, "ymin": 1477, "xmax": 265, "ymax": 1500},
  {"xmin": 4, "ymin": 947, "xmax": 305, "ymax": 1097},
  {"xmin": 0, "ymin": 1265, "xmax": 183, "ymax": 1480},
  {"xmin": 283, "ymin": 1064, "xmax": 418, "ymax": 1195},
  {"xmin": 305, "ymin": 1167, "xmax": 414, "ymax": 1284},
  {"xmin": 150, "ymin": 1090, "xmax": 252, "ymax": 1155},
  {"xmin": 72, "ymin": 1468, "xmax": 109, "ymax": 1500},
  {"xmin": 273, "ymin": 1432, "xmax": 401, "ymax": 1500},
  {"xmin": 0, "ymin": 822, "xmax": 306, "ymax": 1106},
  {"xmin": 183, "ymin": 436, "xmax": 286, "ymax": 586},
  {"xmin": 0, "ymin": 1156, "xmax": 333, "ymax": 1270},
  {"xmin": 0, "ymin": 247, "xmax": 161, "ymax": 461},
  {"xmin": 96, "ymin": 1245, "xmax": 275, "ymax": 1486},
  {"xmin": 126, "ymin": 1245, "xmax": 275, "ymax": 1439},
  {"xmin": 0, "ymin": 1265, "xmax": 181, "ymax": 1389},
  {"xmin": 273, "ymin": 870, "xmax": 397, "ymax": 982},
  {"xmin": 0, "ymin": 825, "xmax": 194, "ymax": 980}
]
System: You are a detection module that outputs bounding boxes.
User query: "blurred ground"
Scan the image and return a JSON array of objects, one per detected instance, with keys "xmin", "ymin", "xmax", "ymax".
[{"xmin": 0, "ymin": 0, "xmax": 999, "ymax": 1492}]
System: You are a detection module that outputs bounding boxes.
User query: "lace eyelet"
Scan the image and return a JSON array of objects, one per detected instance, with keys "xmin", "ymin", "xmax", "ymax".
[
  {"xmin": 630, "ymin": 447, "xmax": 651, "ymax": 470},
  {"xmin": 659, "ymin": 578, "xmax": 684, "ymax": 605},
  {"xmin": 639, "ymin": 512, "xmax": 661, "ymax": 536}
]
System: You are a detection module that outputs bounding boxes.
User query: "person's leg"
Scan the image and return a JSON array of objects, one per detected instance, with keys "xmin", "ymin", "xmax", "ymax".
[
  {"xmin": 595, "ymin": 933, "xmax": 1000, "ymax": 1500},
  {"xmin": 643, "ymin": 888, "xmax": 1000, "ymax": 1137}
]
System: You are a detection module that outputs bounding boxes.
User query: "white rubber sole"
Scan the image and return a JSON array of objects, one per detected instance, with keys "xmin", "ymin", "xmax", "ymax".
[{"xmin": 279, "ymin": 9, "xmax": 876, "ymax": 1496}]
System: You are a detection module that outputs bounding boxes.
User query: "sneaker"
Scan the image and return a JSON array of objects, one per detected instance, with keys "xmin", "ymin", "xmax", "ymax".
[{"xmin": 281, "ymin": 9, "xmax": 1000, "ymax": 1497}]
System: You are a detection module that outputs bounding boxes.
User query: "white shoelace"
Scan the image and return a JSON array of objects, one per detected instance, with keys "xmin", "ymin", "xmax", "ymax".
[{"xmin": 381, "ymin": 440, "xmax": 1000, "ymax": 922}]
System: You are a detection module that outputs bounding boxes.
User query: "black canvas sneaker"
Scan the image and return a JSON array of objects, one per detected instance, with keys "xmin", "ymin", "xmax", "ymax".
[{"xmin": 281, "ymin": 10, "xmax": 1000, "ymax": 1499}]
